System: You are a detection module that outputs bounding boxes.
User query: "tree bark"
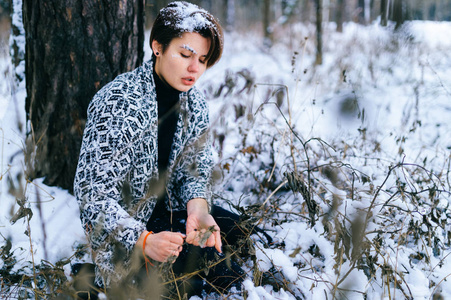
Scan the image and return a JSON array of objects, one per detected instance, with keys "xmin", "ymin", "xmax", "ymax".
[{"xmin": 22, "ymin": 0, "xmax": 145, "ymax": 192}]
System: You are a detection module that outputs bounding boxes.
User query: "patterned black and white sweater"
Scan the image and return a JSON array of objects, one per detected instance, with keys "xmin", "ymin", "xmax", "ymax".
[{"xmin": 73, "ymin": 59, "xmax": 213, "ymax": 287}]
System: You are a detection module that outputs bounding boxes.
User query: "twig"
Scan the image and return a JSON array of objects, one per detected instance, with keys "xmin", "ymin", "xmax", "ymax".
[
  {"xmin": 261, "ymin": 179, "xmax": 288, "ymax": 207},
  {"xmin": 170, "ymin": 267, "xmax": 182, "ymax": 300},
  {"xmin": 429, "ymin": 272, "xmax": 451, "ymax": 300},
  {"xmin": 426, "ymin": 58, "xmax": 451, "ymax": 97},
  {"xmin": 1, "ymin": 127, "xmax": 3, "ymax": 181},
  {"xmin": 26, "ymin": 213, "xmax": 38, "ymax": 300}
]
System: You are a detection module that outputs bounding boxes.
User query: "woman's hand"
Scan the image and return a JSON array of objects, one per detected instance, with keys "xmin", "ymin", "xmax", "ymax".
[
  {"xmin": 185, "ymin": 198, "xmax": 222, "ymax": 253},
  {"xmin": 136, "ymin": 230, "xmax": 185, "ymax": 262}
]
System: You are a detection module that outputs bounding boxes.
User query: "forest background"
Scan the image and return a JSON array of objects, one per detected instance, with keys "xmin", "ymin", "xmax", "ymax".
[{"xmin": 1, "ymin": 0, "xmax": 451, "ymax": 299}]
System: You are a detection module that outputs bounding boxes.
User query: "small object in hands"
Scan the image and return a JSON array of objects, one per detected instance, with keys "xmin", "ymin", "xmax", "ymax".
[
  {"xmin": 198, "ymin": 225, "xmax": 217, "ymax": 248},
  {"xmin": 167, "ymin": 254, "xmax": 177, "ymax": 264}
]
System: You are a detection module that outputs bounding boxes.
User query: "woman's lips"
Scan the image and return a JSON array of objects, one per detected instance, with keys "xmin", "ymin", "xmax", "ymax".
[{"xmin": 182, "ymin": 77, "xmax": 195, "ymax": 86}]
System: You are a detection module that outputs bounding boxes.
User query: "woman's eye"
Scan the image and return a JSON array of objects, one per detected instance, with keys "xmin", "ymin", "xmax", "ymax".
[
  {"xmin": 181, "ymin": 53, "xmax": 190, "ymax": 58},
  {"xmin": 199, "ymin": 59, "xmax": 206, "ymax": 64}
]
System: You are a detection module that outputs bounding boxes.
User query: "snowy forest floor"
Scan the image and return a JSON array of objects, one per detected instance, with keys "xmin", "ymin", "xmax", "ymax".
[{"xmin": 1, "ymin": 20, "xmax": 451, "ymax": 299}]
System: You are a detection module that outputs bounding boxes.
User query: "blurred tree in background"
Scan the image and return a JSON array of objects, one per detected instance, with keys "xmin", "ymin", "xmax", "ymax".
[{"xmin": 0, "ymin": 0, "xmax": 10, "ymax": 42}]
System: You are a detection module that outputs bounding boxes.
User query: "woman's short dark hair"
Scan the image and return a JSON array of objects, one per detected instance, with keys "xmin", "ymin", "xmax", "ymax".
[{"xmin": 150, "ymin": 1, "xmax": 224, "ymax": 68}]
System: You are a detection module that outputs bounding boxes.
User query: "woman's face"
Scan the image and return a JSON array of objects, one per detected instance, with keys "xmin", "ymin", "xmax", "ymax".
[{"xmin": 153, "ymin": 32, "xmax": 210, "ymax": 92}]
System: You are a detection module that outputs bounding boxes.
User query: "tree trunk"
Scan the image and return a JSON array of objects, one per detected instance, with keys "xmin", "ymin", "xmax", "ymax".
[
  {"xmin": 393, "ymin": 0, "xmax": 408, "ymax": 29},
  {"xmin": 381, "ymin": 0, "xmax": 389, "ymax": 26},
  {"xmin": 336, "ymin": 0, "xmax": 346, "ymax": 32},
  {"xmin": 22, "ymin": 0, "xmax": 145, "ymax": 192},
  {"xmin": 145, "ymin": 0, "xmax": 167, "ymax": 29},
  {"xmin": 364, "ymin": 0, "xmax": 371, "ymax": 24},
  {"xmin": 263, "ymin": 0, "xmax": 272, "ymax": 47},
  {"xmin": 225, "ymin": 0, "xmax": 235, "ymax": 31},
  {"xmin": 323, "ymin": 0, "xmax": 329, "ymax": 23},
  {"xmin": 357, "ymin": 0, "xmax": 365, "ymax": 23},
  {"xmin": 315, "ymin": 0, "xmax": 323, "ymax": 65}
]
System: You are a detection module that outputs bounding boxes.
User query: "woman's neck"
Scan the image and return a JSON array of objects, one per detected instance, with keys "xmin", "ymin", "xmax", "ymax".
[{"xmin": 154, "ymin": 69, "xmax": 180, "ymax": 97}]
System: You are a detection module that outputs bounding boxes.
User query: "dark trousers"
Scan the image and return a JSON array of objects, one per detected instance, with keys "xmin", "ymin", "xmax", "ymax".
[{"xmin": 143, "ymin": 200, "xmax": 247, "ymax": 298}]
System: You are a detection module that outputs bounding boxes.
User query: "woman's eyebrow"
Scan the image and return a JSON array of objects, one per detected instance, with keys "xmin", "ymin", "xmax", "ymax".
[{"xmin": 181, "ymin": 44, "xmax": 197, "ymax": 55}]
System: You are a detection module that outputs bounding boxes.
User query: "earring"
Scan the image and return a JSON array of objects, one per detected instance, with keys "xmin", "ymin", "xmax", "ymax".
[{"xmin": 155, "ymin": 51, "xmax": 159, "ymax": 56}]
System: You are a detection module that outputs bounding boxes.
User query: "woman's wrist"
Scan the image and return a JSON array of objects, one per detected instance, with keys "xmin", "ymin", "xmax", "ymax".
[
  {"xmin": 187, "ymin": 198, "xmax": 209, "ymax": 216},
  {"xmin": 136, "ymin": 230, "xmax": 150, "ymax": 249}
]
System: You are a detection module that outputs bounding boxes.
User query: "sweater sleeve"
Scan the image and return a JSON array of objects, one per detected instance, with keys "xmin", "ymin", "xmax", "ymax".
[
  {"xmin": 168, "ymin": 91, "xmax": 213, "ymax": 209},
  {"xmin": 74, "ymin": 78, "xmax": 146, "ymax": 254}
]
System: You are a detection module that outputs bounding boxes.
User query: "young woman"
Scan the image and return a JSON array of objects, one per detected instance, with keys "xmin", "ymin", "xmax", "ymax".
[{"xmin": 73, "ymin": 1, "xmax": 253, "ymax": 298}]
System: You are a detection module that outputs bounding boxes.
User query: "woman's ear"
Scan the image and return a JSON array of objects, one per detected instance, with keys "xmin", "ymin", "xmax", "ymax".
[{"xmin": 151, "ymin": 40, "xmax": 162, "ymax": 56}]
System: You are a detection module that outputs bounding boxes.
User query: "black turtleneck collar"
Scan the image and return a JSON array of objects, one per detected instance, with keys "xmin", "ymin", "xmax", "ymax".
[
  {"xmin": 154, "ymin": 68, "xmax": 180, "ymax": 105},
  {"xmin": 153, "ymin": 66, "xmax": 181, "ymax": 173}
]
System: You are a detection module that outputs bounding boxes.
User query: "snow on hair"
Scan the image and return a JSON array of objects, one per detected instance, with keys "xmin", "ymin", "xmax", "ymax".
[{"xmin": 162, "ymin": 1, "xmax": 214, "ymax": 32}]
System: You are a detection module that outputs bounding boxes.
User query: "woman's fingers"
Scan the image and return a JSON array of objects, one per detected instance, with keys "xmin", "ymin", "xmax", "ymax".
[
  {"xmin": 185, "ymin": 230, "xmax": 198, "ymax": 245},
  {"xmin": 186, "ymin": 229, "xmax": 209, "ymax": 247},
  {"xmin": 143, "ymin": 231, "xmax": 185, "ymax": 262},
  {"xmin": 146, "ymin": 227, "xmax": 222, "ymax": 262},
  {"xmin": 203, "ymin": 230, "xmax": 221, "ymax": 253},
  {"xmin": 213, "ymin": 229, "xmax": 222, "ymax": 253},
  {"xmin": 168, "ymin": 232, "xmax": 185, "ymax": 246},
  {"xmin": 185, "ymin": 227, "xmax": 222, "ymax": 253}
]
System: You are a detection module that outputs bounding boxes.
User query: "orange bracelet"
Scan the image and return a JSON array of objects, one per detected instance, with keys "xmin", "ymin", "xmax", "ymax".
[{"xmin": 142, "ymin": 231, "xmax": 154, "ymax": 274}]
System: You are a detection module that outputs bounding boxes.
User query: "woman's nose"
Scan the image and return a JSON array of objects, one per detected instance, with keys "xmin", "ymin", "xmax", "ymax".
[{"xmin": 188, "ymin": 59, "xmax": 199, "ymax": 72}]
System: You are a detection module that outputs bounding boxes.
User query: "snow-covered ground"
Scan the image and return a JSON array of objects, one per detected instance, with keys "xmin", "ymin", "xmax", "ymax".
[{"xmin": 1, "ymin": 20, "xmax": 451, "ymax": 299}]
